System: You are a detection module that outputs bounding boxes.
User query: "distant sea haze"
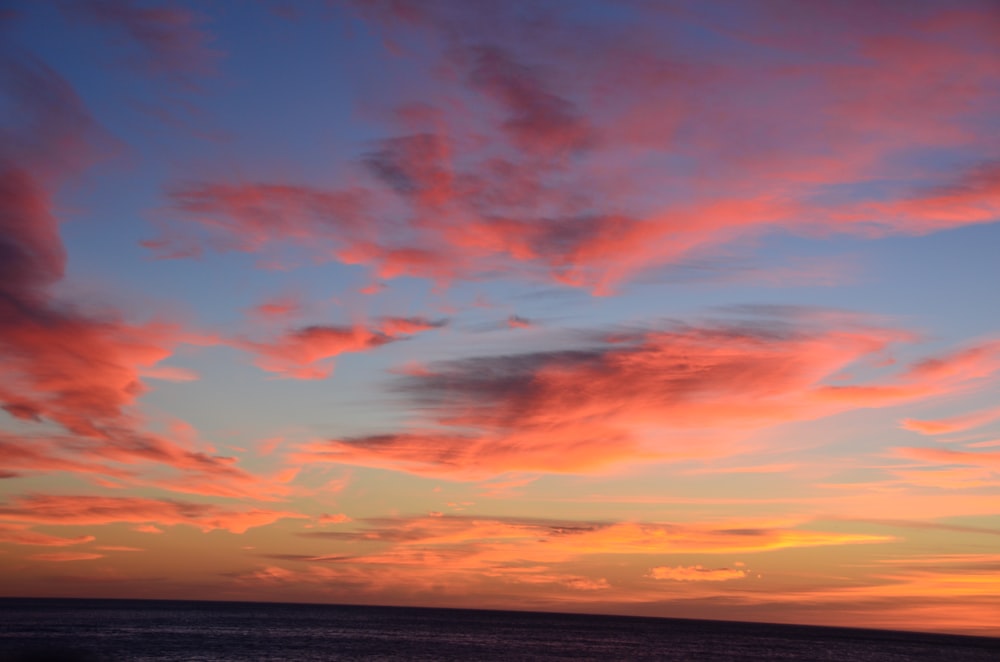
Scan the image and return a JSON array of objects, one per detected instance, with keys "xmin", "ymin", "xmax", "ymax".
[{"xmin": 2, "ymin": 599, "xmax": 999, "ymax": 661}]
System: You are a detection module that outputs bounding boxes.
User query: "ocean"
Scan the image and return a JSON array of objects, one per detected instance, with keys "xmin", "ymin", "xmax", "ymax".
[{"xmin": 1, "ymin": 598, "xmax": 997, "ymax": 661}]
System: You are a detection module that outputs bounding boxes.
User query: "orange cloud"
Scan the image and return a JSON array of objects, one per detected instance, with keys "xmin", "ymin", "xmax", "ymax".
[
  {"xmin": 28, "ymin": 551, "xmax": 104, "ymax": 562},
  {"xmin": 220, "ymin": 513, "xmax": 890, "ymax": 609},
  {"xmin": 900, "ymin": 404, "xmax": 1000, "ymax": 435},
  {"xmin": 647, "ymin": 565, "xmax": 748, "ymax": 582},
  {"xmin": 0, "ymin": 524, "xmax": 95, "ymax": 547},
  {"xmin": 894, "ymin": 446, "xmax": 1000, "ymax": 471},
  {"xmin": 296, "ymin": 513, "xmax": 890, "ymax": 560},
  {"xmin": 0, "ymin": 494, "xmax": 305, "ymax": 534},
  {"xmin": 317, "ymin": 513, "xmax": 351, "ymax": 525}
]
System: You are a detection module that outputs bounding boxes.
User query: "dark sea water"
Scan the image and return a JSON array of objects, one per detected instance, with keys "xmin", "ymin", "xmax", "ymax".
[{"xmin": 1, "ymin": 598, "xmax": 998, "ymax": 661}]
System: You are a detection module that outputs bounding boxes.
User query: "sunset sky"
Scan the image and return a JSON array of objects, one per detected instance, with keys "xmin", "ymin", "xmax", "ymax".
[{"xmin": 2, "ymin": 0, "xmax": 999, "ymax": 637}]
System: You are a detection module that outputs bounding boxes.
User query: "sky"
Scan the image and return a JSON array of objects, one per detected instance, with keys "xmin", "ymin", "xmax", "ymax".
[{"xmin": 1, "ymin": 0, "xmax": 999, "ymax": 638}]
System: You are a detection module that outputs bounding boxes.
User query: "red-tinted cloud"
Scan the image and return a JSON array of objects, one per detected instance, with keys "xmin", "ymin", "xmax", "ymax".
[
  {"xmin": 901, "ymin": 404, "xmax": 1000, "ymax": 435},
  {"xmin": 28, "ymin": 551, "xmax": 104, "ymax": 562},
  {"xmin": 0, "ymin": 494, "xmax": 304, "ymax": 534},
  {"xmin": 507, "ymin": 315, "xmax": 533, "ymax": 329},
  {"xmin": 0, "ymin": 435, "xmax": 133, "ymax": 479},
  {"xmin": 295, "ymin": 310, "xmax": 1000, "ymax": 478},
  {"xmin": 249, "ymin": 295, "xmax": 304, "ymax": 321},
  {"xmin": 259, "ymin": 513, "xmax": 887, "ymax": 598},
  {"xmin": 465, "ymin": 45, "xmax": 595, "ymax": 156},
  {"xmin": 234, "ymin": 317, "xmax": 446, "ymax": 379},
  {"xmin": 0, "ymin": 55, "xmax": 183, "ymax": 435},
  {"xmin": 149, "ymin": 1, "xmax": 1000, "ymax": 293},
  {"xmin": 647, "ymin": 565, "xmax": 749, "ymax": 582},
  {"xmin": 0, "ymin": 523, "xmax": 95, "ymax": 547},
  {"xmin": 64, "ymin": 0, "xmax": 218, "ymax": 79},
  {"xmin": 895, "ymin": 447, "xmax": 1000, "ymax": 471},
  {"xmin": 0, "ymin": 51, "xmax": 270, "ymax": 497}
]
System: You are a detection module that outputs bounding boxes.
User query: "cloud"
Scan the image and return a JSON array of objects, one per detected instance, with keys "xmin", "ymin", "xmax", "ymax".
[
  {"xmin": 363, "ymin": 133, "xmax": 454, "ymax": 205},
  {"xmin": 297, "ymin": 513, "xmax": 890, "ymax": 558},
  {"xmin": 0, "ymin": 494, "xmax": 305, "ymax": 534},
  {"xmin": 298, "ymin": 311, "xmax": 1000, "ymax": 478},
  {"xmin": 465, "ymin": 45, "xmax": 595, "ymax": 156},
  {"xmin": 28, "ymin": 551, "xmax": 104, "ymax": 562},
  {"xmin": 507, "ymin": 315, "xmax": 532, "ymax": 329},
  {"xmin": 0, "ymin": 130, "xmax": 167, "ymax": 436},
  {"xmin": 894, "ymin": 447, "xmax": 1000, "ymax": 471},
  {"xmin": 0, "ymin": 435, "xmax": 134, "ymax": 479},
  {"xmin": 0, "ymin": 524, "xmax": 95, "ymax": 547},
  {"xmin": 248, "ymin": 295, "xmax": 304, "ymax": 321},
  {"xmin": 0, "ymin": 426, "xmax": 286, "ymax": 501},
  {"xmin": 871, "ymin": 161, "xmax": 1000, "ymax": 230},
  {"xmin": 317, "ymin": 513, "xmax": 351, "ymax": 525},
  {"xmin": 222, "ymin": 513, "xmax": 890, "ymax": 603},
  {"xmin": 0, "ymin": 46, "xmax": 262, "ymax": 499},
  {"xmin": 234, "ymin": 316, "xmax": 446, "ymax": 379},
  {"xmin": 64, "ymin": 0, "xmax": 218, "ymax": 79},
  {"xmin": 647, "ymin": 565, "xmax": 748, "ymax": 582},
  {"xmin": 900, "ymin": 404, "xmax": 1000, "ymax": 435},
  {"xmin": 148, "ymin": 1, "xmax": 1000, "ymax": 293}
]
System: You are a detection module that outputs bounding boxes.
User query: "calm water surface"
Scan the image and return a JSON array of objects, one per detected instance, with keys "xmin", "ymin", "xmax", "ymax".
[{"xmin": 1, "ymin": 598, "xmax": 998, "ymax": 661}]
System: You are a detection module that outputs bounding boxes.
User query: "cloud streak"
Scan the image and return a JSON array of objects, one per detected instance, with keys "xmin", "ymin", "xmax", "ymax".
[
  {"xmin": 147, "ymin": 1, "xmax": 1000, "ymax": 293},
  {"xmin": 234, "ymin": 316, "xmax": 447, "ymax": 379},
  {"xmin": 0, "ymin": 494, "xmax": 304, "ymax": 534},
  {"xmin": 299, "ymin": 311, "xmax": 1000, "ymax": 478}
]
